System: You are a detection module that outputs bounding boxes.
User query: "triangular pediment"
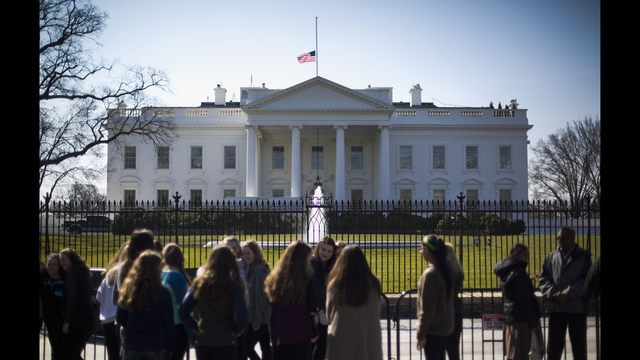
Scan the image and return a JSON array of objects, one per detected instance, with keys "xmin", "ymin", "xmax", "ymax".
[{"xmin": 242, "ymin": 77, "xmax": 395, "ymax": 114}]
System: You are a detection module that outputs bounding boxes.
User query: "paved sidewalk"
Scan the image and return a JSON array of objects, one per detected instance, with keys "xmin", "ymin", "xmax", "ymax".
[{"xmin": 39, "ymin": 316, "xmax": 599, "ymax": 360}]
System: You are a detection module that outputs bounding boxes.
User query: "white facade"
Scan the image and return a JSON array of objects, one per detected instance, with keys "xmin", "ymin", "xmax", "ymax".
[{"xmin": 106, "ymin": 76, "xmax": 532, "ymax": 205}]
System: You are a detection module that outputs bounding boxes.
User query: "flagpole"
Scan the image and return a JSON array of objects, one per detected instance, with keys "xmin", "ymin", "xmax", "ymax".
[{"xmin": 315, "ymin": 16, "xmax": 318, "ymax": 77}]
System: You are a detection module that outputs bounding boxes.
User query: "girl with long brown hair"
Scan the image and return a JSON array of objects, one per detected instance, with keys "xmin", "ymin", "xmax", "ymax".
[
  {"xmin": 264, "ymin": 241, "xmax": 318, "ymax": 360},
  {"xmin": 179, "ymin": 245, "xmax": 248, "ymax": 360},
  {"xmin": 117, "ymin": 250, "xmax": 177, "ymax": 360},
  {"xmin": 325, "ymin": 245, "xmax": 383, "ymax": 360}
]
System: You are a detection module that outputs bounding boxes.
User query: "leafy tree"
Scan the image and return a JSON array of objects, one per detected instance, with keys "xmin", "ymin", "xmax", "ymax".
[{"xmin": 39, "ymin": 0, "xmax": 177, "ymax": 201}]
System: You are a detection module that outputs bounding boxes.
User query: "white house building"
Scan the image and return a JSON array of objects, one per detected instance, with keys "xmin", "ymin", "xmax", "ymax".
[{"xmin": 106, "ymin": 76, "xmax": 532, "ymax": 206}]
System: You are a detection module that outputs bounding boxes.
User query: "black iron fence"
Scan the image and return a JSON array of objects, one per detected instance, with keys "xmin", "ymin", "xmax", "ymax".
[{"xmin": 39, "ymin": 192, "xmax": 600, "ymax": 359}]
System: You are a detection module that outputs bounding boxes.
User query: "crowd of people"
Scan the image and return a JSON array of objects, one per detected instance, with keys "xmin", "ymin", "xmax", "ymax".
[{"xmin": 39, "ymin": 226, "xmax": 599, "ymax": 360}]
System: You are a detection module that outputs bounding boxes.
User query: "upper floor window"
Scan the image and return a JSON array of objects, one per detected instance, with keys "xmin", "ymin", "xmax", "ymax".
[
  {"xmin": 399, "ymin": 146, "xmax": 412, "ymax": 170},
  {"xmin": 157, "ymin": 146, "xmax": 169, "ymax": 169},
  {"xmin": 351, "ymin": 146, "xmax": 363, "ymax": 170},
  {"xmin": 433, "ymin": 146, "xmax": 445, "ymax": 169},
  {"xmin": 124, "ymin": 146, "xmax": 136, "ymax": 169},
  {"xmin": 191, "ymin": 146, "xmax": 203, "ymax": 169},
  {"xmin": 224, "ymin": 146, "xmax": 236, "ymax": 169},
  {"xmin": 273, "ymin": 146, "xmax": 285, "ymax": 169},
  {"xmin": 312, "ymin": 146, "xmax": 324, "ymax": 170},
  {"xmin": 466, "ymin": 146, "xmax": 478, "ymax": 170},
  {"xmin": 499, "ymin": 146, "xmax": 512, "ymax": 170}
]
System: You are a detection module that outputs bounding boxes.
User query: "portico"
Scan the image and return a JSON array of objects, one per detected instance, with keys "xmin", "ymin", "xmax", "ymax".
[{"xmin": 241, "ymin": 76, "xmax": 396, "ymax": 202}]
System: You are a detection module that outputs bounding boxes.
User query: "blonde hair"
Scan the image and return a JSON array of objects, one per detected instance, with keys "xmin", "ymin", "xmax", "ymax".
[{"xmin": 445, "ymin": 243, "xmax": 464, "ymax": 279}]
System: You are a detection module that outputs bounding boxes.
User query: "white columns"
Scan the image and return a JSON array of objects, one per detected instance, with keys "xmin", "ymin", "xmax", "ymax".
[
  {"xmin": 290, "ymin": 125, "xmax": 303, "ymax": 198},
  {"xmin": 334, "ymin": 125, "xmax": 347, "ymax": 202},
  {"xmin": 245, "ymin": 125, "xmax": 257, "ymax": 197},
  {"xmin": 379, "ymin": 125, "xmax": 391, "ymax": 200}
]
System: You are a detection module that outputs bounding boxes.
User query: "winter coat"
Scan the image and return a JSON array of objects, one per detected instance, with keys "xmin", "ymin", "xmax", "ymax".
[
  {"xmin": 494, "ymin": 258, "xmax": 541, "ymax": 328},
  {"xmin": 538, "ymin": 245, "xmax": 592, "ymax": 314},
  {"xmin": 416, "ymin": 265, "xmax": 454, "ymax": 340},
  {"xmin": 246, "ymin": 261, "xmax": 271, "ymax": 329},
  {"xmin": 325, "ymin": 286, "xmax": 383, "ymax": 360}
]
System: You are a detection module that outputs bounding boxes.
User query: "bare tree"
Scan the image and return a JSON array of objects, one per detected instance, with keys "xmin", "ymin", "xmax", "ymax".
[
  {"xmin": 529, "ymin": 116, "xmax": 600, "ymax": 217},
  {"xmin": 39, "ymin": 0, "xmax": 177, "ymax": 200}
]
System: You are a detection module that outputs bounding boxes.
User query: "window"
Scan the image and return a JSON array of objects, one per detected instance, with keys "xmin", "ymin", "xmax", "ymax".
[
  {"xmin": 124, "ymin": 146, "xmax": 136, "ymax": 169},
  {"xmin": 400, "ymin": 189, "xmax": 412, "ymax": 204},
  {"xmin": 124, "ymin": 189, "xmax": 136, "ymax": 207},
  {"xmin": 433, "ymin": 189, "xmax": 445, "ymax": 209},
  {"xmin": 500, "ymin": 189, "xmax": 512, "ymax": 219},
  {"xmin": 433, "ymin": 146, "xmax": 445, "ymax": 169},
  {"xmin": 350, "ymin": 146, "xmax": 363, "ymax": 170},
  {"xmin": 224, "ymin": 189, "xmax": 236, "ymax": 198},
  {"xmin": 273, "ymin": 147, "xmax": 285, "ymax": 169},
  {"xmin": 191, "ymin": 189, "xmax": 202, "ymax": 207},
  {"xmin": 466, "ymin": 146, "xmax": 478, "ymax": 170},
  {"xmin": 351, "ymin": 189, "xmax": 363, "ymax": 205},
  {"xmin": 191, "ymin": 146, "xmax": 203, "ymax": 169},
  {"xmin": 157, "ymin": 189, "xmax": 169, "ymax": 207},
  {"xmin": 499, "ymin": 146, "xmax": 511, "ymax": 170},
  {"xmin": 224, "ymin": 146, "xmax": 236, "ymax": 169},
  {"xmin": 157, "ymin": 146, "xmax": 169, "ymax": 169},
  {"xmin": 399, "ymin": 146, "xmax": 412, "ymax": 169},
  {"xmin": 466, "ymin": 189, "xmax": 478, "ymax": 209},
  {"xmin": 312, "ymin": 146, "xmax": 324, "ymax": 170},
  {"xmin": 272, "ymin": 189, "xmax": 285, "ymax": 198}
]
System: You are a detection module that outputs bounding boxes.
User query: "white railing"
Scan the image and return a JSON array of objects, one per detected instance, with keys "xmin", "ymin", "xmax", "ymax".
[
  {"xmin": 428, "ymin": 110, "xmax": 450, "ymax": 117},
  {"xmin": 219, "ymin": 109, "xmax": 244, "ymax": 117},
  {"xmin": 186, "ymin": 109, "xmax": 209, "ymax": 117},
  {"xmin": 394, "ymin": 110, "xmax": 417, "ymax": 117},
  {"xmin": 461, "ymin": 110, "xmax": 483, "ymax": 117},
  {"xmin": 493, "ymin": 110, "xmax": 515, "ymax": 117},
  {"xmin": 153, "ymin": 109, "xmax": 175, "ymax": 117}
]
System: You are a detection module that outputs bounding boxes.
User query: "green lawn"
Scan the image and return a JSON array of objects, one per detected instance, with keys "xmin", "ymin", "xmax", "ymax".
[{"xmin": 39, "ymin": 233, "xmax": 600, "ymax": 294}]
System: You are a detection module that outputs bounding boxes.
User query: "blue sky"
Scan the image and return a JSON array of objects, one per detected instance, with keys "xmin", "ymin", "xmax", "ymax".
[{"xmin": 91, "ymin": 0, "xmax": 600, "ymax": 164}]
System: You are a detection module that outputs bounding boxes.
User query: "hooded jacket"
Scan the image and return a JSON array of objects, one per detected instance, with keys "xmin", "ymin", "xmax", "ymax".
[
  {"xmin": 494, "ymin": 258, "xmax": 541, "ymax": 328},
  {"xmin": 538, "ymin": 244, "xmax": 592, "ymax": 314}
]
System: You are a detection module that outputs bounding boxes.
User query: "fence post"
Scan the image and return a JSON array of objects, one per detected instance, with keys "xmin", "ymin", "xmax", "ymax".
[
  {"xmin": 173, "ymin": 192, "xmax": 182, "ymax": 244},
  {"xmin": 43, "ymin": 192, "xmax": 52, "ymax": 256},
  {"xmin": 457, "ymin": 192, "xmax": 465, "ymax": 264}
]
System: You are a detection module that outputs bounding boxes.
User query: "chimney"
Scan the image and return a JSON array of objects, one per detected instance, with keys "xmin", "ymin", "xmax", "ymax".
[
  {"xmin": 409, "ymin": 84, "xmax": 422, "ymax": 107},
  {"xmin": 214, "ymin": 84, "xmax": 227, "ymax": 106}
]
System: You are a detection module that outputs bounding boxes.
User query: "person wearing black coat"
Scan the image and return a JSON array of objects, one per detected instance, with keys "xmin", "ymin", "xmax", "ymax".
[{"xmin": 494, "ymin": 244, "xmax": 543, "ymax": 360}]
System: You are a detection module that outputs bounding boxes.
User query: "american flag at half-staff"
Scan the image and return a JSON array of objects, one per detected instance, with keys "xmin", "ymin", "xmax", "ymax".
[{"xmin": 297, "ymin": 50, "xmax": 316, "ymax": 63}]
